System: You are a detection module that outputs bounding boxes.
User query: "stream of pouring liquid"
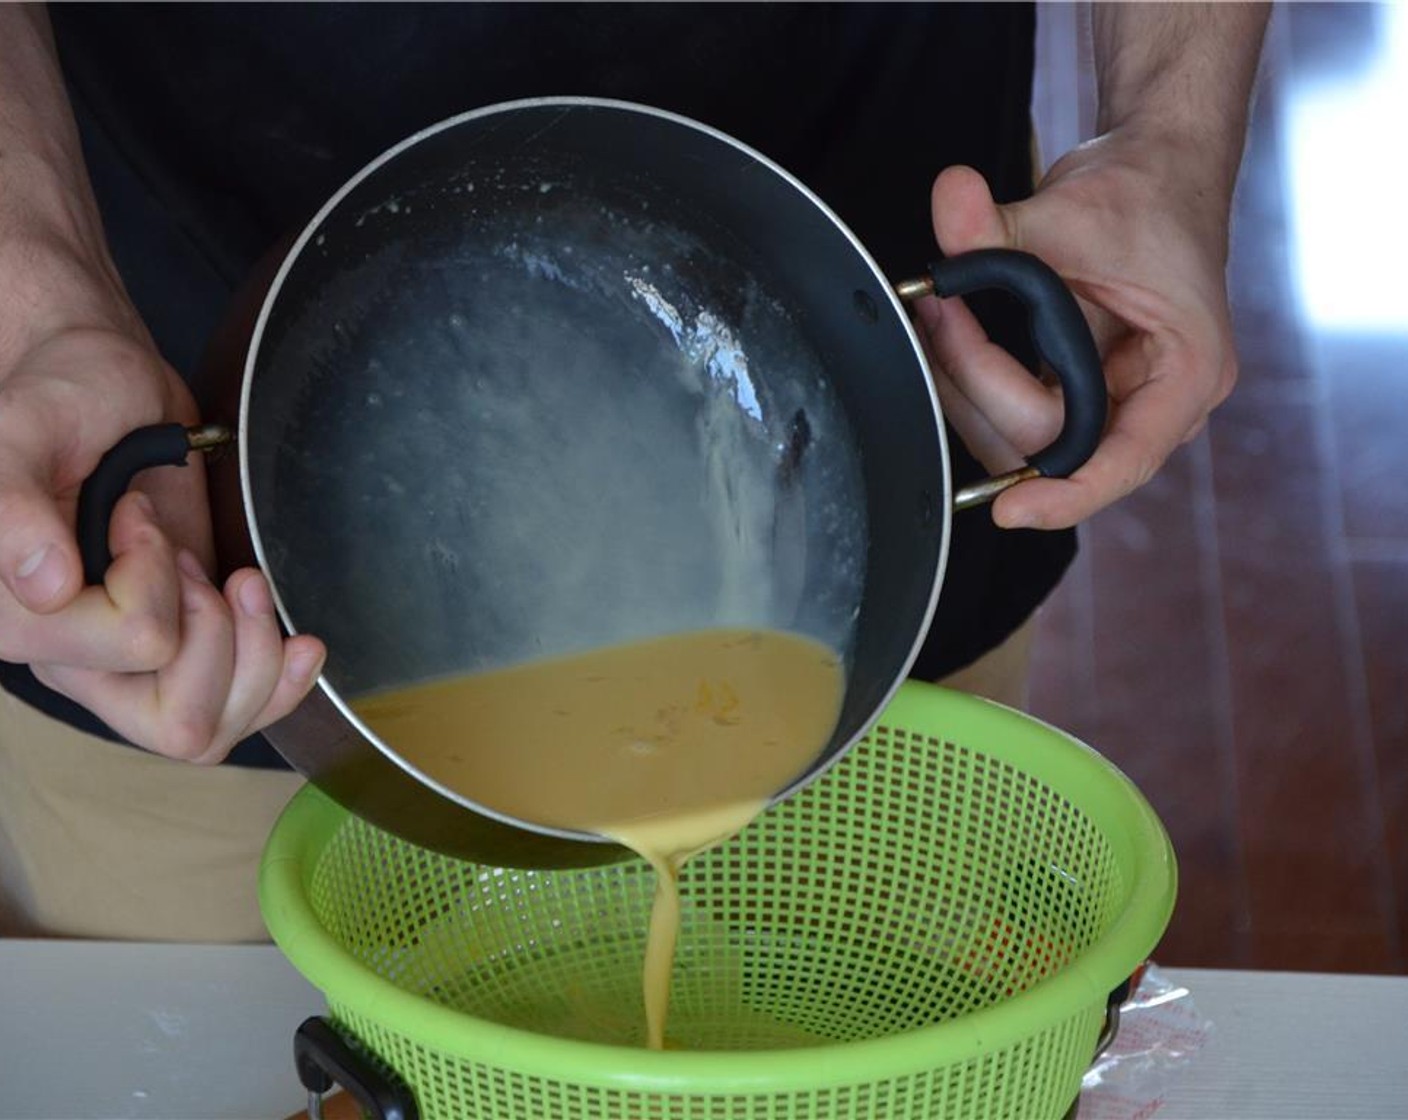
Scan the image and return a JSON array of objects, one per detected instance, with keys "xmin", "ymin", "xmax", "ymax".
[{"xmin": 353, "ymin": 627, "xmax": 845, "ymax": 1050}]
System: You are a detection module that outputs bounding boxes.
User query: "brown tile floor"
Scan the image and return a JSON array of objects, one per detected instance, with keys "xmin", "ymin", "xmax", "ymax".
[{"xmin": 1027, "ymin": 3, "xmax": 1408, "ymax": 975}]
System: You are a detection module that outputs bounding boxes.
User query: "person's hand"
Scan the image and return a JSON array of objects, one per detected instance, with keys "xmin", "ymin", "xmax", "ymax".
[
  {"xmin": 0, "ymin": 4, "xmax": 325, "ymax": 762},
  {"xmin": 0, "ymin": 323, "xmax": 326, "ymax": 764},
  {"xmin": 914, "ymin": 126, "xmax": 1240, "ymax": 530}
]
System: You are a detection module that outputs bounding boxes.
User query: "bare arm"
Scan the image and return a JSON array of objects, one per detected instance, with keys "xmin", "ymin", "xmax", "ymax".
[
  {"xmin": 1095, "ymin": 2, "xmax": 1268, "ymax": 181},
  {"xmin": 0, "ymin": 7, "xmax": 143, "ymax": 356},
  {"xmin": 0, "ymin": 6, "xmax": 324, "ymax": 761},
  {"xmin": 918, "ymin": 2, "xmax": 1270, "ymax": 529},
  {"xmin": 1091, "ymin": 1, "xmax": 1268, "ymax": 260}
]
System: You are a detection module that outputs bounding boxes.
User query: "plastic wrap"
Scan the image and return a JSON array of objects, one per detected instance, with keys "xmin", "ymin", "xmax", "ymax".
[{"xmin": 1079, "ymin": 965, "xmax": 1214, "ymax": 1119}]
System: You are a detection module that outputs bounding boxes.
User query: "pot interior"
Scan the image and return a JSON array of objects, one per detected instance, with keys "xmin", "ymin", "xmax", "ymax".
[{"xmin": 244, "ymin": 99, "xmax": 947, "ymax": 791}]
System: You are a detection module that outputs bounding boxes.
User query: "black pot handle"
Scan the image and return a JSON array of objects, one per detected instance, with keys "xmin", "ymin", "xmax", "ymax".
[
  {"xmin": 295, "ymin": 1016, "xmax": 419, "ymax": 1120},
  {"xmin": 899, "ymin": 248, "xmax": 1107, "ymax": 510},
  {"xmin": 74, "ymin": 422, "xmax": 232, "ymax": 584}
]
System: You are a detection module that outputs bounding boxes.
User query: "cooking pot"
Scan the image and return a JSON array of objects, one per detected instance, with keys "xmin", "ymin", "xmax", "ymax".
[{"xmin": 78, "ymin": 99, "xmax": 1103, "ymax": 868}]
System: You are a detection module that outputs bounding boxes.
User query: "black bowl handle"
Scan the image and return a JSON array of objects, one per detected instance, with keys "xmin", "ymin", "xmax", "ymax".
[
  {"xmin": 899, "ymin": 248, "xmax": 1107, "ymax": 510},
  {"xmin": 295, "ymin": 1016, "xmax": 419, "ymax": 1120},
  {"xmin": 75, "ymin": 422, "xmax": 232, "ymax": 584}
]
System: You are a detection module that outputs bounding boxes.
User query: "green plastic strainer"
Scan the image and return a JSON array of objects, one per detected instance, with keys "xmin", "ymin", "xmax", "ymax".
[{"xmin": 260, "ymin": 681, "xmax": 1176, "ymax": 1119}]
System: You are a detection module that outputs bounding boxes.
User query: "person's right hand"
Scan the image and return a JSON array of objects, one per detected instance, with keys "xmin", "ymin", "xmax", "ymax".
[
  {"xmin": 0, "ymin": 324, "xmax": 326, "ymax": 765},
  {"xmin": 0, "ymin": 4, "xmax": 323, "ymax": 763}
]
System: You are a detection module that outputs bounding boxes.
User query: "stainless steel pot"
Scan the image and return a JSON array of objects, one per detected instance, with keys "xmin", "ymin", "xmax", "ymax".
[{"xmin": 80, "ymin": 99, "xmax": 1104, "ymax": 867}]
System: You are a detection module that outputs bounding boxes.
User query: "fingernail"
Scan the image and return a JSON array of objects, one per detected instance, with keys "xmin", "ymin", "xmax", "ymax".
[
  {"xmin": 15, "ymin": 544, "xmax": 69, "ymax": 606},
  {"xmin": 176, "ymin": 549, "xmax": 211, "ymax": 583},
  {"xmin": 237, "ymin": 572, "xmax": 274, "ymax": 617},
  {"xmin": 287, "ymin": 648, "xmax": 325, "ymax": 685},
  {"xmin": 131, "ymin": 492, "xmax": 157, "ymax": 519}
]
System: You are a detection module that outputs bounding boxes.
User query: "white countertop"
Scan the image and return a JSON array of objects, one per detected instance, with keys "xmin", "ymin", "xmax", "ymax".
[{"xmin": 0, "ymin": 939, "xmax": 1404, "ymax": 1119}]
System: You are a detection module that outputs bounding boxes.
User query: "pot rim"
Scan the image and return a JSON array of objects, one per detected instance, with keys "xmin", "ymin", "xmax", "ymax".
[{"xmin": 239, "ymin": 95, "xmax": 951, "ymax": 844}]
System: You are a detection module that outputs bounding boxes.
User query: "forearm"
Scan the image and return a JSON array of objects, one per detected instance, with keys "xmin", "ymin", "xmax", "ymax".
[
  {"xmin": 1092, "ymin": 2, "xmax": 1269, "ymax": 200},
  {"xmin": 0, "ymin": 5, "xmax": 137, "ymax": 363}
]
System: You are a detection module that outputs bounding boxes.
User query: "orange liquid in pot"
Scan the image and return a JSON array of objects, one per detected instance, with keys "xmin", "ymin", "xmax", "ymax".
[{"xmin": 352, "ymin": 627, "xmax": 845, "ymax": 1049}]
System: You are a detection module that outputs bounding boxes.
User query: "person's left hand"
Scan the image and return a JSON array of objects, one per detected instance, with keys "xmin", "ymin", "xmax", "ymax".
[{"xmin": 913, "ymin": 126, "xmax": 1240, "ymax": 530}]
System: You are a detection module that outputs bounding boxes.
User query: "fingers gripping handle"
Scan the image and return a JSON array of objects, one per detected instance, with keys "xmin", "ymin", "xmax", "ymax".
[
  {"xmin": 75, "ymin": 422, "xmax": 231, "ymax": 585},
  {"xmin": 75, "ymin": 424, "xmax": 191, "ymax": 586},
  {"xmin": 926, "ymin": 248, "xmax": 1107, "ymax": 484}
]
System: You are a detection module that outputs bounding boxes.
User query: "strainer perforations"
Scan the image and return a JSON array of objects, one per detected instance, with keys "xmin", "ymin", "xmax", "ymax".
[{"xmin": 272, "ymin": 683, "xmax": 1172, "ymax": 1119}]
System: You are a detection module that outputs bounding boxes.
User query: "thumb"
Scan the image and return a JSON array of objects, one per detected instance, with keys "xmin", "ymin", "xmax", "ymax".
[
  {"xmin": 0, "ymin": 478, "xmax": 83, "ymax": 612},
  {"xmin": 931, "ymin": 165, "xmax": 1023, "ymax": 256}
]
